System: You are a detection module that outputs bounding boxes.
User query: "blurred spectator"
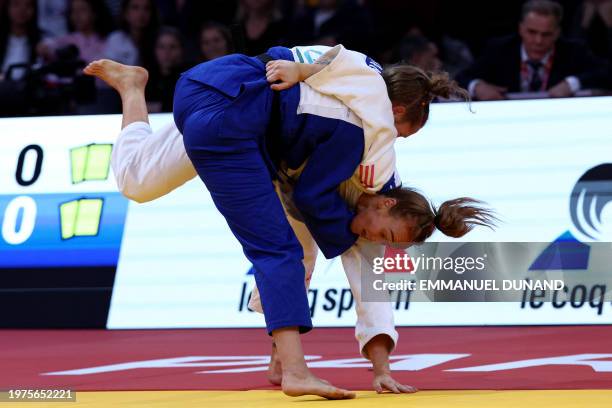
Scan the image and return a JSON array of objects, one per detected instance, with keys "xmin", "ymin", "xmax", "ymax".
[
  {"xmin": 404, "ymin": 25, "xmax": 475, "ymax": 79},
  {"xmin": 289, "ymin": 0, "xmax": 373, "ymax": 53},
  {"xmin": 155, "ymin": 0, "xmax": 237, "ymax": 34},
  {"xmin": 38, "ymin": 0, "xmax": 68, "ymax": 37},
  {"xmin": 145, "ymin": 26, "xmax": 184, "ymax": 112},
  {"xmin": 235, "ymin": 0, "xmax": 287, "ymax": 55},
  {"xmin": 456, "ymin": 0, "xmax": 609, "ymax": 100},
  {"xmin": 104, "ymin": 0, "xmax": 158, "ymax": 68},
  {"xmin": 104, "ymin": 0, "xmax": 120, "ymax": 18},
  {"xmin": 199, "ymin": 21, "xmax": 233, "ymax": 62},
  {"xmin": 568, "ymin": 0, "xmax": 612, "ymax": 59},
  {"xmin": 397, "ymin": 34, "xmax": 442, "ymax": 72},
  {"xmin": 381, "ymin": 19, "xmax": 474, "ymax": 75},
  {"xmin": 38, "ymin": 0, "xmax": 113, "ymax": 64},
  {"xmin": 0, "ymin": 0, "xmax": 41, "ymax": 81},
  {"xmin": 153, "ymin": 0, "xmax": 237, "ymax": 62},
  {"xmin": 437, "ymin": 34, "xmax": 474, "ymax": 79}
]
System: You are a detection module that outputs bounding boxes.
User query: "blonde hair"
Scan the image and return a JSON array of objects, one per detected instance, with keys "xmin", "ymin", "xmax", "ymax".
[
  {"xmin": 384, "ymin": 187, "xmax": 496, "ymax": 243},
  {"xmin": 382, "ymin": 65, "xmax": 470, "ymax": 126}
]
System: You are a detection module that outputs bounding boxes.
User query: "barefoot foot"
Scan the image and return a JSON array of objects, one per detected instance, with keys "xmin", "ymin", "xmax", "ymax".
[
  {"xmin": 267, "ymin": 343, "xmax": 282, "ymax": 386},
  {"xmin": 83, "ymin": 59, "xmax": 148, "ymax": 94},
  {"xmin": 282, "ymin": 371, "xmax": 355, "ymax": 400},
  {"xmin": 266, "ymin": 345, "xmax": 331, "ymax": 386}
]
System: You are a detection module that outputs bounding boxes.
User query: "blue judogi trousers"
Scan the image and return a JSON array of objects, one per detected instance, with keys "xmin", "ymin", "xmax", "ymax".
[{"xmin": 173, "ymin": 62, "xmax": 312, "ymax": 334}]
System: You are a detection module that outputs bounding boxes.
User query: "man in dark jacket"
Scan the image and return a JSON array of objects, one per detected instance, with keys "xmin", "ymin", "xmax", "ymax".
[{"xmin": 456, "ymin": 0, "xmax": 609, "ymax": 100}]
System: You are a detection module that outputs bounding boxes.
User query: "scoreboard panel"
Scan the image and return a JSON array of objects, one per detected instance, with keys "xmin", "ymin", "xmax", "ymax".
[{"xmin": 0, "ymin": 115, "xmax": 126, "ymax": 327}]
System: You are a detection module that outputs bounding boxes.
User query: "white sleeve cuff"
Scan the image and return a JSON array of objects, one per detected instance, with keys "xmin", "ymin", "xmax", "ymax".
[
  {"xmin": 357, "ymin": 326, "xmax": 399, "ymax": 359},
  {"xmin": 468, "ymin": 79, "xmax": 481, "ymax": 97},
  {"xmin": 565, "ymin": 76, "xmax": 581, "ymax": 93}
]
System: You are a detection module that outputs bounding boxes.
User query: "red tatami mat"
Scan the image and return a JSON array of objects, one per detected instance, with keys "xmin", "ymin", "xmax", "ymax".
[{"xmin": 1, "ymin": 326, "xmax": 611, "ymax": 391}]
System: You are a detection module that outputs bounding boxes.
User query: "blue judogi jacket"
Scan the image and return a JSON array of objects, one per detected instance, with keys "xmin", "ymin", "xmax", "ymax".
[{"xmin": 178, "ymin": 47, "xmax": 398, "ymax": 258}]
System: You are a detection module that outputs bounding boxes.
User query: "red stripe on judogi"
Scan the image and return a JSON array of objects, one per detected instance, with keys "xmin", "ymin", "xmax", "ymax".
[{"xmin": 359, "ymin": 164, "xmax": 375, "ymax": 188}]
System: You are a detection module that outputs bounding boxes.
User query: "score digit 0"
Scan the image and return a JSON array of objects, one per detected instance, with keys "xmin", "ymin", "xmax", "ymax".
[
  {"xmin": 16, "ymin": 144, "xmax": 43, "ymax": 187},
  {"xmin": 1, "ymin": 196, "xmax": 37, "ymax": 245}
]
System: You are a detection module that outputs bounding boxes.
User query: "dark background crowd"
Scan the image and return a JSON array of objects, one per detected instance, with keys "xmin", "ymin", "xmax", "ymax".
[{"xmin": 0, "ymin": 0, "xmax": 610, "ymax": 117}]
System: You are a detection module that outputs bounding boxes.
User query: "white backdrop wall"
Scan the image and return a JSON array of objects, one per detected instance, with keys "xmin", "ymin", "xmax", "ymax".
[{"xmin": 1, "ymin": 97, "xmax": 610, "ymax": 328}]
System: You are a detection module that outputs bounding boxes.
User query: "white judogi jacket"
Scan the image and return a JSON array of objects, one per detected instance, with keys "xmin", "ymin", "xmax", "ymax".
[
  {"xmin": 112, "ymin": 45, "xmax": 399, "ymax": 356},
  {"xmin": 295, "ymin": 45, "xmax": 400, "ymax": 194}
]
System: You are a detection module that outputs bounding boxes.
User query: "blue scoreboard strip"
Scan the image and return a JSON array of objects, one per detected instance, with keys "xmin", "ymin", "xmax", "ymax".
[{"xmin": 0, "ymin": 193, "xmax": 128, "ymax": 268}]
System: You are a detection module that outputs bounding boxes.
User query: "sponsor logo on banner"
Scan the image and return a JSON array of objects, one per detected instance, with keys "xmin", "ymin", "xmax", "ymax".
[
  {"xmin": 530, "ymin": 163, "xmax": 612, "ymax": 270},
  {"xmin": 523, "ymin": 164, "xmax": 612, "ymax": 316}
]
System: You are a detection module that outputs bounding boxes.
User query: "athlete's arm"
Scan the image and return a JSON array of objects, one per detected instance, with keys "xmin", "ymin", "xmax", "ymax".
[
  {"xmin": 340, "ymin": 239, "xmax": 416, "ymax": 393},
  {"xmin": 265, "ymin": 45, "xmax": 338, "ymax": 90},
  {"xmin": 367, "ymin": 335, "xmax": 417, "ymax": 394},
  {"xmin": 266, "ymin": 60, "xmax": 325, "ymax": 91}
]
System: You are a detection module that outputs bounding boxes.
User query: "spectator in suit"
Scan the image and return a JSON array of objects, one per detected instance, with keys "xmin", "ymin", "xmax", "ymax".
[{"xmin": 457, "ymin": 0, "xmax": 609, "ymax": 100}]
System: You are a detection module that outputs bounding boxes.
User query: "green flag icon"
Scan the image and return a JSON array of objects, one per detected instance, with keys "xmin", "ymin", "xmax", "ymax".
[
  {"xmin": 60, "ymin": 198, "xmax": 104, "ymax": 239},
  {"xmin": 70, "ymin": 143, "xmax": 113, "ymax": 183},
  {"xmin": 59, "ymin": 200, "xmax": 79, "ymax": 240}
]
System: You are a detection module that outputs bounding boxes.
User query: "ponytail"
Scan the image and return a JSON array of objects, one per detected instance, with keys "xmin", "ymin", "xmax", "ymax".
[
  {"xmin": 383, "ymin": 187, "xmax": 496, "ymax": 243},
  {"xmin": 429, "ymin": 71, "xmax": 466, "ymax": 100},
  {"xmin": 433, "ymin": 197, "xmax": 495, "ymax": 238},
  {"xmin": 382, "ymin": 65, "xmax": 470, "ymax": 128}
]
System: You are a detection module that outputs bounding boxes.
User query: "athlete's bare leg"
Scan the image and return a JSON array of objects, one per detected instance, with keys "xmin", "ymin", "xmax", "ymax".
[
  {"xmin": 83, "ymin": 59, "xmax": 149, "ymax": 129},
  {"xmin": 268, "ymin": 341, "xmax": 334, "ymax": 387},
  {"xmin": 267, "ymin": 342, "xmax": 283, "ymax": 385},
  {"xmin": 273, "ymin": 327, "xmax": 355, "ymax": 399}
]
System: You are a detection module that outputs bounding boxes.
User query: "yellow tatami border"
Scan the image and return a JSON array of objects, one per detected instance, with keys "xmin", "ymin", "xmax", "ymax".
[{"xmin": 2, "ymin": 390, "xmax": 611, "ymax": 408}]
